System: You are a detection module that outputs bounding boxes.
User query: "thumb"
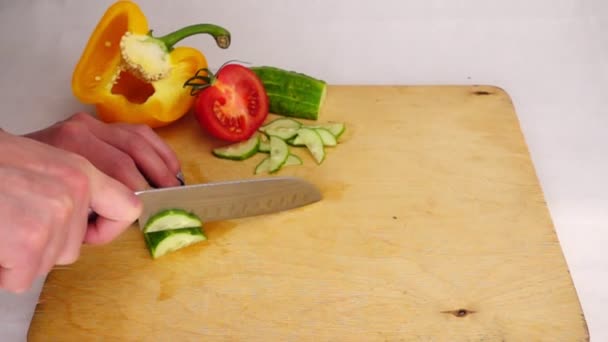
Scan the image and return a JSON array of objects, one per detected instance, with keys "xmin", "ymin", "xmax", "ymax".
[{"xmin": 83, "ymin": 164, "xmax": 142, "ymax": 245}]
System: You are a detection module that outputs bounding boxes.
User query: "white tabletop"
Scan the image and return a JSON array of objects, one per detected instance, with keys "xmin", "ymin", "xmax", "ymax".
[{"xmin": 1, "ymin": 0, "xmax": 607, "ymax": 341}]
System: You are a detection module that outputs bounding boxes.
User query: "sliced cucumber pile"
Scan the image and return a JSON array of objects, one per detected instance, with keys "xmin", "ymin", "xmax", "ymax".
[
  {"xmin": 211, "ymin": 117, "xmax": 346, "ymax": 174},
  {"xmin": 142, "ymin": 208, "xmax": 206, "ymax": 259}
]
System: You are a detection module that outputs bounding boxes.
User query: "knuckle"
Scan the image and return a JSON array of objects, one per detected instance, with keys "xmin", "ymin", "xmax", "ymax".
[
  {"xmin": 48, "ymin": 195, "xmax": 74, "ymax": 224},
  {"xmin": 56, "ymin": 248, "xmax": 81, "ymax": 265},
  {"xmin": 124, "ymin": 135, "xmax": 147, "ymax": 155},
  {"xmin": 114, "ymin": 154, "xmax": 137, "ymax": 174},
  {"xmin": 69, "ymin": 112, "xmax": 92, "ymax": 123},
  {"xmin": 133, "ymin": 124, "xmax": 153, "ymax": 136},
  {"xmin": 18, "ymin": 221, "xmax": 49, "ymax": 255},
  {"xmin": 55, "ymin": 120, "xmax": 84, "ymax": 139},
  {"xmin": 61, "ymin": 162, "xmax": 91, "ymax": 197},
  {"xmin": 64, "ymin": 153, "xmax": 91, "ymax": 174}
]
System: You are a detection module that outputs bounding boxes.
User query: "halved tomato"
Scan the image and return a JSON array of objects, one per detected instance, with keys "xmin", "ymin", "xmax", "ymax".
[{"xmin": 191, "ymin": 63, "xmax": 269, "ymax": 142}]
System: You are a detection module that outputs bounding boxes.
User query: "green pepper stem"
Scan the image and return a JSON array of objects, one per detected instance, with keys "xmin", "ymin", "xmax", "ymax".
[{"xmin": 156, "ymin": 24, "xmax": 231, "ymax": 51}]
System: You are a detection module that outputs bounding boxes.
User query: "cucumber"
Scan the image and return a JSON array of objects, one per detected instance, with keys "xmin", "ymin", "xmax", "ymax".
[
  {"xmin": 265, "ymin": 127, "xmax": 299, "ymax": 140},
  {"xmin": 255, "ymin": 154, "xmax": 303, "ymax": 174},
  {"xmin": 306, "ymin": 122, "xmax": 346, "ymax": 139},
  {"xmin": 260, "ymin": 118, "xmax": 301, "ymax": 140},
  {"xmin": 212, "ymin": 133, "xmax": 259, "ymax": 160},
  {"xmin": 259, "ymin": 140, "xmax": 270, "ymax": 153},
  {"xmin": 144, "ymin": 227, "xmax": 206, "ymax": 259},
  {"xmin": 286, "ymin": 135, "xmax": 301, "ymax": 146},
  {"xmin": 285, "ymin": 154, "xmax": 303, "ymax": 166},
  {"xmin": 250, "ymin": 66, "xmax": 326, "ymax": 120},
  {"xmin": 314, "ymin": 128, "xmax": 337, "ymax": 147},
  {"xmin": 269, "ymin": 135, "xmax": 289, "ymax": 172},
  {"xmin": 260, "ymin": 118, "xmax": 302, "ymax": 131},
  {"xmin": 143, "ymin": 208, "xmax": 203, "ymax": 233},
  {"xmin": 254, "ymin": 157, "xmax": 271, "ymax": 174},
  {"xmin": 293, "ymin": 127, "xmax": 325, "ymax": 164}
]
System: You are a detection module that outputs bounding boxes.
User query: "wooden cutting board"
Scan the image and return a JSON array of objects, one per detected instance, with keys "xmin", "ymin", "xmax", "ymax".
[{"xmin": 28, "ymin": 85, "xmax": 588, "ymax": 341}]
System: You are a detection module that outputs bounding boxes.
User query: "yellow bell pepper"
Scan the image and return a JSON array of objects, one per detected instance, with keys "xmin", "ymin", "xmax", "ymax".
[{"xmin": 72, "ymin": 0, "xmax": 230, "ymax": 127}]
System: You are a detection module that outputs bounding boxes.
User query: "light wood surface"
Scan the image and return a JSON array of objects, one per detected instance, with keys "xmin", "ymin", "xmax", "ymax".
[{"xmin": 28, "ymin": 85, "xmax": 588, "ymax": 341}]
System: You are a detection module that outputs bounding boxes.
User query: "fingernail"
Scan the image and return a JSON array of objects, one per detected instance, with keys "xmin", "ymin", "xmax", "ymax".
[{"xmin": 176, "ymin": 171, "xmax": 185, "ymax": 186}]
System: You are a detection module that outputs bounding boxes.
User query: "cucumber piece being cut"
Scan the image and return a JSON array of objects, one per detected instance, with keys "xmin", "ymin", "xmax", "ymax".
[
  {"xmin": 293, "ymin": 127, "xmax": 325, "ymax": 164},
  {"xmin": 143, "ymin": 208, "xmax": 203, "ymax": 233},
  {"xmin": 144, "ymin": 227, "xmax": 206, "ymax": 259},
  {"xmin": 212, "ymin": 133, "xmax": 260, "ymax": 160},
  {"xmin": 269, "ymin": 135, "xmax": 289, "ymax": 173},
  {"xmin": 250, "ymin": 66, "xmax": 327, "ymax": 120}
]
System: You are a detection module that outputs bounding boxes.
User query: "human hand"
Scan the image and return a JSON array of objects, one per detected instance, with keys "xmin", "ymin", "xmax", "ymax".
[
  {"xmin": 0, "ymin": 131, "xmax": 142, "ymax": 293},
  {"xmin": 24, "ymin": 112, "xmax": 183, "ymax": 191}
]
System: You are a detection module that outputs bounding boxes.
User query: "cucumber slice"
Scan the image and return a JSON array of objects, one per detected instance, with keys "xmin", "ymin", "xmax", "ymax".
[
  {"xmin": 259, "ymin": 140, "xmax": 271, "ymax": 153},
  {"xmin": 306, "ymin": 122, "xmax": 346, "ymax": 139},
  {"xmin": 255, "ymin": 157, "xmax": 271, "ymax": 174},
  {"xmin": 269, "ymin": 135, "xmax": 289, "ymax": 173},
  {"xmin": 250, "ymin": 66, "xmax": 327, "ymax": 120},
  {"xmin": 212, "ymin": 133, "xmax": 259, "ymax": 160},
  {"xmin": 314, "ymin": 128, "xmax": 337, "ymax": 147},
  {"xmin": 260, "ymin": 117, "xmax": 302, "ymax": 131},
  {"xmin": 143, "ymin": 208, "xmax": 203, "ymax": 233},
  {"xmin": 292, "ymin": 128, "xmax": 335, "ymax": 147},
  {"xmin": 255, "ymin": 154, "xmax": 303, "ymax": 174},
  {"xmin": 144, "ymin": 227, "xmax": 206, "ymax": 259},
  {"xmin": 286, "ymin": 136, "xmax": 301, "ymax": 146},
  {"xmin": 294, "ymin": 128, "xmax": 325, "ymax": 164},
  {"xmin": 285, "ymin": 154, "xmax": 303, "ymax": 166},
  {"xmin": 260, "ymin": 118, "xmax": 301, "ymax": 140},
  {"xmin": 265, "ymin": 127, "xmax": 299, "ymax": 140}
]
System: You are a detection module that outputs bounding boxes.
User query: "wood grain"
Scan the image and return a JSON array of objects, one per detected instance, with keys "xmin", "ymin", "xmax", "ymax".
[{"xmin": 28, "ymin": 85, "xmax": 588, "ymax": 341}]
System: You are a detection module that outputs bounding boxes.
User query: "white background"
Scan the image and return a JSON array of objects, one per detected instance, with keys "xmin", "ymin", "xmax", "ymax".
[{"xmin": 1, "ymin": 0, "xmax": 607, "ymax": 340}]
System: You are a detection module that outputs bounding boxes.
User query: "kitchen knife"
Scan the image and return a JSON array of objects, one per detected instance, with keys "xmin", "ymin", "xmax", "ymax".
[{"xmin": 134, "ymin": 176, "xmax": 322, "ymax": 230}]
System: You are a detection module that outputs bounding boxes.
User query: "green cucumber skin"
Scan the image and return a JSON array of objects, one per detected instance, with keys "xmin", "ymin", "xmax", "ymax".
[
  {"xmin": 254, "ymin": 157, "xmax": 271, "ymax": 174},
  {"xmin": 143, "ymin": 208, "xmax": 202, "ymax": 233},
  {"xmin": 212, "ymin": 147, "xmax": 258, "ymax": 160},
  {"xmin": 255, "ymin": 154, "xmax": 302, "ymax": 174},
  {"xmin": 251, "ymin": 66, "xmax": 326, "ymax": 120},
  {"xmin": 259, "ymin": 140, "xmax": 271, "ymax": 153},
  {"xmin": 269, "ymin": 136, "xmax": 289, "ymax": 173},
  {"xmin": 212, "ymin": 134, "xmax": 260, "ymax": 161},
  {"xmin": 144, "ymin": 227, "xmax": 206, "ymax": 258}
]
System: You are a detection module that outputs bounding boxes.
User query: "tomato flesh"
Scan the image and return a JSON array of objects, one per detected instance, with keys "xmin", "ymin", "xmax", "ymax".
[{"xmin": 193, "ymin": 64, "xmax": 269, "ymax": 142}]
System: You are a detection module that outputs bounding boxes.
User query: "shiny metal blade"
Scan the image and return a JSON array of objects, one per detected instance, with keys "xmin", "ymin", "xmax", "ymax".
[{"xmin": 135, "ymin": 176, "xmax": 322, "ymax": 230}]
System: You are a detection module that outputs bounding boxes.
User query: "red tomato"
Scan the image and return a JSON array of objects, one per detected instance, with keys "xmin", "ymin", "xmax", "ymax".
[{"xmin": 192, "ymin": 64, "xmax": 269, "ymax": 142}]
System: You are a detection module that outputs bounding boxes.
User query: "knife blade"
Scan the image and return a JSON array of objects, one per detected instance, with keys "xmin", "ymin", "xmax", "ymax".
[{"xmin": 134, "ymin": 176, "xmax": 322, "ymax": 230}]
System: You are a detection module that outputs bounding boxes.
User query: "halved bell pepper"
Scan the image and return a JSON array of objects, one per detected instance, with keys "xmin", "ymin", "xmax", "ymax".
[{"xmin": 72, "ymin": 0, "xmax": 230, "ymax": 127}]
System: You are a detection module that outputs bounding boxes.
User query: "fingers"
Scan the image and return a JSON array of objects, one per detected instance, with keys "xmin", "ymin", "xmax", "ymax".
[
  {"xmin": 83, "ymin": 164, "xmax": 142, "ymax": 245},
  {"xmin": 73, "ymin": 113, "xmax": 181, "ymax": 188},
  {"xmin": 55, "ymin": 197, "xmax": 89, "ymax": 265},
  {"xmin": 80, "ymin": 133, "xmax": 151, "ymax": 191},
  {"xmin": 116, "ymin": 123, "xmax": 182, "ymax": 176},
  {"xmin": 84, "ymin": 216, "xmax": 134, "ymax": 245},
  {"xmin": 0, "ymin": 265, "xmax": 39, "ymax": 294}
]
